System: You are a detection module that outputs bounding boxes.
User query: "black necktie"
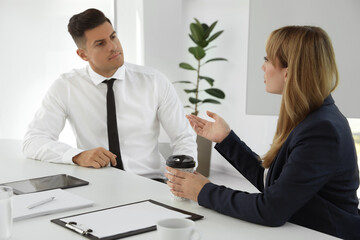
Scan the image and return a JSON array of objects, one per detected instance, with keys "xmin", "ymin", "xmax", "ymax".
[{"xmin": 104, "ymin": 78, "xmax": 124, "ymax": 170}]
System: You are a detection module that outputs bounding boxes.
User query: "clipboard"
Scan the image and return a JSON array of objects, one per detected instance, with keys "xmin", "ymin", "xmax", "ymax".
[{"xmin": 51, "ymin": 199, "xmax": 203, "ymax": 239}]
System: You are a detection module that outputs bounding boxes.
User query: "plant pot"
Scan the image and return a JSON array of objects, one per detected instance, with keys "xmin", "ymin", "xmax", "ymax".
[{"xmin": 196, "ymin": 135, "xmax": 212, "ymax": 177}]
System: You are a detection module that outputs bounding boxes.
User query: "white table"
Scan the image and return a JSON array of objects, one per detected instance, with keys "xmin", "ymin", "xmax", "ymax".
[{"xmin": 0, "ymin": 139, "xmax": 337, "ymax": 239}]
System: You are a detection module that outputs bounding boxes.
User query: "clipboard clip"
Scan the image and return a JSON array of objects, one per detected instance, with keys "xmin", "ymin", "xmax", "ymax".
[{"xmin": 65, "ymin": 221, "xmax": 93, "ymax": 235}]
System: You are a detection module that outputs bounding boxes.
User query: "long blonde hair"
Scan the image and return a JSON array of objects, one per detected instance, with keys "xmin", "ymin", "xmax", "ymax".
[{"xmin": 262, "ymin": 26, "xmax": 339, "ymax": 168}]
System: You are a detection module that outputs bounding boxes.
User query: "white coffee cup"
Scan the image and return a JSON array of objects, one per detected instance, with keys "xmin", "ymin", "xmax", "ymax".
[
  {"xmin": 0, "ymin": 186, "xmax": 13, "ymax": 240},
  {"xmin": 157, "ymin": 218, "xmax": 201, "ymax": 240}
]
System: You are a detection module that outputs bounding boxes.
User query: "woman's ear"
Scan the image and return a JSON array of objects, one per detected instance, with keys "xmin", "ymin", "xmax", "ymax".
[
  {"xmin": 76, "ymin": 49, "xmax": 88, "ymax": 61},
  {"xmin": 283, "ymin": 68, "xmax": 288, "ymax": 82}
]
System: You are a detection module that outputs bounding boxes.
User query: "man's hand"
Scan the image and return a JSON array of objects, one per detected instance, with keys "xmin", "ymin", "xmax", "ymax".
[{"xmin": 72, "ymin": 147, "xmax": 117, "ymax": 169}]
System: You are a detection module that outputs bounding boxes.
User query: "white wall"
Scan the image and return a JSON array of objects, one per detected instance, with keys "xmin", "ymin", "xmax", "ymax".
[
  {"xmin": 247, "ymin": 0, "xmax": 360, "ymax": 117},
  {"xmin": 0, "ymin": 0, "xmax": 114, "ymax": 145},
  {"xmin": 115, "ymin": 0, "xmax": 144, "ymax": 65}
]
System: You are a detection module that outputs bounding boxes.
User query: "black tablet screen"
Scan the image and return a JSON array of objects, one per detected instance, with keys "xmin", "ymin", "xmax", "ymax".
[{"xmin": 0, "ymin": 174, "xmax": 89, "ymax": 194}]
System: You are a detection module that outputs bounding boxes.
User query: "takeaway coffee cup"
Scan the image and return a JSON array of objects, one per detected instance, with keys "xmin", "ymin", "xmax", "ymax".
[
  {"xmin": 166, "ymin": 155, "xmax": 196, "ymax": 200},
  {"xmin": 0, "ymin": 186, "xmax": 13, "ymax": 240},
  {"xmin": 157, "ymin": 218, "xmax": 201, "ymax": 240}
]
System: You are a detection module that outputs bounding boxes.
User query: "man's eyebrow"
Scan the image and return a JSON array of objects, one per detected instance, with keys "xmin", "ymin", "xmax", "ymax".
[
  {"xmin": 93, "ymin": 39, "xmax": 104, "ymax": 46},
  {"xmin": 92, "ymin": 31, "xmax": 117, "ymax": 46}
]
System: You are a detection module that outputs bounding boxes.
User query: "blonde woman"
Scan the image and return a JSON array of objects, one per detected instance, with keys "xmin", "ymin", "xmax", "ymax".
[{"xmin": 166, "ymin": 26, "xmax": 360, "ymax": 239}]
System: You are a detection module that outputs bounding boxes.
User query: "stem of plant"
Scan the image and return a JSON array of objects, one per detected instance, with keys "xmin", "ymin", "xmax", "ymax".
[{"xmin": 195, "ymin": 59, "xmax": 201, "ymax": 116}]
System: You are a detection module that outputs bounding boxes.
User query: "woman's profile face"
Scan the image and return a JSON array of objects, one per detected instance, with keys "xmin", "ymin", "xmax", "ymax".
[{"xmin": 261, "ymin": 57, "xmax": 287, "ymax": 95}]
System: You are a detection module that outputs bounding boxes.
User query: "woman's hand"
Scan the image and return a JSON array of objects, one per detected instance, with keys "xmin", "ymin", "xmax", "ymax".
[
  {"xmin": 165, "ymin": 167, "xmax": 210, "ymax": 202},
  {"xmin": 186, "ymin": 111, "xmax": 231, "ymax": 143}
]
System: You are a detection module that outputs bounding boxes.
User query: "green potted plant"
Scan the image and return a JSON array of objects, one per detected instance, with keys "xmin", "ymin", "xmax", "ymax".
[
  {"xmin": 175, "ymin": 18, "xmax": 227, "ymax": 116},
  {"xmin": 175, "ymin": 18, "xmax": 227, "ymax": 176}
]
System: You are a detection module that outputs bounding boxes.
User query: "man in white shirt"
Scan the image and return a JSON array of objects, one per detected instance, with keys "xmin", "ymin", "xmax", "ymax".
[{"xmin": 23, "ymin": 8, "xmax": 197, "ymax": 179}]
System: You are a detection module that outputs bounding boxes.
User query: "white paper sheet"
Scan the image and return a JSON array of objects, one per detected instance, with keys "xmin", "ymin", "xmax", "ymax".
[
  {"xmin": 13, "ymin": 189, "xmax": 93, "ymax": 221},
  {"xmin": 60, "ymin": 201, "xmax": 191, "ymax": 238}
]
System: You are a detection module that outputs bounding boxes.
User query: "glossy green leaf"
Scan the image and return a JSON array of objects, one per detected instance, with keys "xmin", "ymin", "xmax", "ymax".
[
  {"xmin": 198, "ymin": 40, "xmax": 209, "ymax": 48},
  {"xmin": 189, "ymin": 97, "xmax": 202, "ymax": 104},
  {"xmin": 199, "ymin": 76, "xmax": 214, "ymax": 86},
  {"xmin": 205, "ymin": 88, "xmax": 225, "ymax": 99},
  {"xmin": 204, "ymin": 46, "xmax": 216, "ymax": 52},
  {"xmin": 194, "ymin": 18, "xmax": 201, "ymax": 25},
  {"xmin": 179, "ymin": 62, "xmax": 196, "ymax": 71},
  {"xmin": 208, "ymin": 30, "xmax": 224, "ymax": 43},
  {"xmin": 189, "ymin": 34, "xmax": 197, "ymax": 45},
  {"xmin": 184, "ymin": 88, "xmax": 197, "ymax": 93},
  {"xmin": 201, "ymin": 23, "xmax": 209, "ymax": 33},
  {"xmin": 204, "ymin": 21, "xmax": 217, "ymax": 39},
  {"xmin": 173, "ymin": 81, "xmax": 194, "ymax": 84},
  {"xmin": 205, "ymin": 58, "xmax": 228, "ymax": 64},
  {"xmin": 189, "ymin": 47, "xmax": 205, "ymax": 60},
  {"xmin": 190, "ymin": 23, "xmax": 203, "ymax": 42},
  {"xmin": 202, "ymin": 98, "xmax": 221, "ymax": 104}
]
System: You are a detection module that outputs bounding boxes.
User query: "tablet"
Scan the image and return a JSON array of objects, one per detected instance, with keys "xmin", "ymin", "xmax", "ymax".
[{"xmin": 0, "ymin": 174, "xmax": 89, "ymax": 195}]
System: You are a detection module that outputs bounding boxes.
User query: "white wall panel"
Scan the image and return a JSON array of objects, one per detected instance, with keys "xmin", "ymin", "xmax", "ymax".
[
  {"xmin": 0, "ymin": 0, "xmax": 114, "ymax": 144},
  {"xmin": 247, "ymin": 0, "xmax": 360, "ymax": 117}
]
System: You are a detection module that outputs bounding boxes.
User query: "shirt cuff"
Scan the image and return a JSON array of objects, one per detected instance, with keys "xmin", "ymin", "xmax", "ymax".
[{"xmin": 62, "ymin": 147, "xmax": 84, "ymax": 165}]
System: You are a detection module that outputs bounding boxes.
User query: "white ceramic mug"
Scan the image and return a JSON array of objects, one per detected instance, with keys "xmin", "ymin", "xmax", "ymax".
[
  {"xmin": 157, "ymin": 218, "xmax": 201, "ymax": 240},
  {"xmin": 0, "ymin": 186, "xmax": 13, "ymax": 240}
]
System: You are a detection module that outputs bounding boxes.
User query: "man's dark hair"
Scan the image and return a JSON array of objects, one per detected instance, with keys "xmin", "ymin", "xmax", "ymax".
[{"xmin": 68, "ymin": 8, "xmax": 112, "ymax": 48}]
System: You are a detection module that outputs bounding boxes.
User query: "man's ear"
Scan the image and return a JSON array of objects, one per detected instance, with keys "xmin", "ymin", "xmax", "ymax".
[{"xmin": 76, "ymin": 48, "xmax": 88, "ymax": 61}]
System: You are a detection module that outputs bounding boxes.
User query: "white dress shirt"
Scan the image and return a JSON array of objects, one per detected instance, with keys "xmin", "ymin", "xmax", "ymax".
[{"xmin": 23, "ymin": 62, "xmax": 197, "ymax": 178}]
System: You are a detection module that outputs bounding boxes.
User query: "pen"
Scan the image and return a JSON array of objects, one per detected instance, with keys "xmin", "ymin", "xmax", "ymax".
[
  {"xmin": 27, "ymin": 196, "xmax": 56, "ymax": 209},
  {"xmin": 65, "ymin": 222, "xmax": 93, "ymax": 235}
]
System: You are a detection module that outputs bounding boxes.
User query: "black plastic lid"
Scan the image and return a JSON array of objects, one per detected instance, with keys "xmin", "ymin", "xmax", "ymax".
[{"xmin": 166, "ymin": 155, "xmax": 195, "ymax": 168}]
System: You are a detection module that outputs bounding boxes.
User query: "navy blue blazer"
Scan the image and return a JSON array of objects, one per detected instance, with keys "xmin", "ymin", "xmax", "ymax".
[{"xmin": 198, "ymin": 95, "xmax": 360, "ymax": 239}]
